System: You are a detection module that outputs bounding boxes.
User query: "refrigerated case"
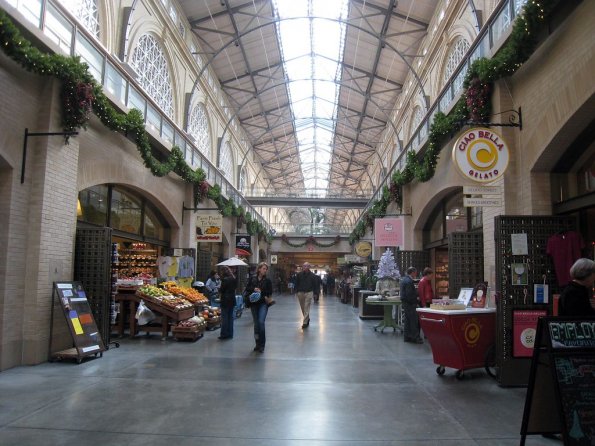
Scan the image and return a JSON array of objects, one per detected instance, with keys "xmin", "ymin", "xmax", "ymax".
[{"xmin": 417, "ymin": 307, "xmax": 496, "ymax": 379}]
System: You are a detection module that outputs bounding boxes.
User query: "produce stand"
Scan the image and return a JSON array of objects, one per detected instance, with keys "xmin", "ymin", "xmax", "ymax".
[
  {"xmin": 366, "ymin": 297, "xmax": 402, "ymax": 332},
  {"xmin": 417, "ymin": 307, "xmax": 496, "ymax": 379}
]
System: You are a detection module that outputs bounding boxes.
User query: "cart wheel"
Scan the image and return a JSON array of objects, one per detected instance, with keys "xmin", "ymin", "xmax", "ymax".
[
  {"xmin": 484, "ymin": 343, "xmax": 497, "ymax": 379},
  {"xmin": 77, "ymin": 358, "xmax": 82, "ymax": 364},
  {"xmin": 436, "ymin": 366, "xmax": 445, "ymax": 375},
  {"xmin": 236, "ymin": 309, "xmax": 242, "ymax": 318},
  {"xmin": 455, "ymin": 370, "xmax": 464, "ymax": 380}
]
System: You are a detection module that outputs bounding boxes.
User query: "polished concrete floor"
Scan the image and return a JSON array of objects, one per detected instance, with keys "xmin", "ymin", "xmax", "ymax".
[{"xmin": 0, "ymin": 293, "xmax": 559, "ymax": 445}]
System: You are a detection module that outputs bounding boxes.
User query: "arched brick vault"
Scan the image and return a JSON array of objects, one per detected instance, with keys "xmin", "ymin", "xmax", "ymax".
[
  {"xmin": 76, "ymin": 124, "xmax": 183, "ymax": 230},
  {"xmin": 412, "ymin": 185, "xmax": 463, "ymax": 234}
]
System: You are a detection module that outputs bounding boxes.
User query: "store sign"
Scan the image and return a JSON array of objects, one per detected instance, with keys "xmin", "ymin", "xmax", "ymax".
[
  {"xmin": 354, "ymin": 241, "xmax": 372, "ymax": 258},
  {"xmin": 452, "ymin": 127, "xmax": 510, "ymax": 183},
  {"xmin": 374, "ymin": 217, "xmax": 404, "ymax": 248},
  {"xmin": 196, "ymin": 214, "xmax": 222, "ymax": 242},
  {"xmin": 270, "ymin": 255, "xmax": 278, "ymax": 264},
  {"xmin": 235, "ymin": 235, "xmax": 252, "ymax": 256},
  {"xmin": 464, "ymin": 197, "xmax": 502, "ymax": 207}
]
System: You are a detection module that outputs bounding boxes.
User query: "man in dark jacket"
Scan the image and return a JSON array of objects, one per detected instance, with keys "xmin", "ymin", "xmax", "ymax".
[
  {"xmin": 295, "ymin": 262, "xmax": 318, "ymax": 328},
  {"xmin": 400, "ymin": 267, "xmax": 422, "ymax": 343}
]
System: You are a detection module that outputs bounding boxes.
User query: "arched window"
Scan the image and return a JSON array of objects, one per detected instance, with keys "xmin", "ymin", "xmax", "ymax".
[
  {"xmin": 130, "ymin": 34, "xmax": 174, "ymax": 118},
  {"xmin": 239, "ymin": 166, "xmax": 247, "ymax": 193},
  {"xmin": 188, "ymin": 103, "xmax": 211, "ymax": 158},
  {"xmin": 219, "ymin": 141, "xmax": 234, "ymax": 184},
  {"xmin": 410, "ymin": 107, "xmax": 423, "ymax": 139},
  {"xmin": 57, "ymin": 0, "xmax": 99, "ymax": 38},
  {"xmin": 443, "ymin": 38, "xmax": 470, "ymax": 91}
]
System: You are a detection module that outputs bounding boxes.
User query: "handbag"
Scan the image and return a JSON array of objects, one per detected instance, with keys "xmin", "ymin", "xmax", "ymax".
[{"xmin": 248, "ymin": 291, "xmax": 262, "ymax": 303}]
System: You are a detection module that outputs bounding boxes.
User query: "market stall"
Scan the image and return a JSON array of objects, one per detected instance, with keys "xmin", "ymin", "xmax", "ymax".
[{"xmin": 417, "ymin": 306, "xmax": 496, "ymax": 379}]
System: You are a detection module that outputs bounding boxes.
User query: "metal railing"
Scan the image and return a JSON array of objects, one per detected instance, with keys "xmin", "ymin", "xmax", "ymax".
[
  {"xmin": 362, "ymin": 0, "xmax": 530, "ymax": 218},
  {"xmin": 3, "ymin": 0, "xmax": 270, "ymax": 231}
]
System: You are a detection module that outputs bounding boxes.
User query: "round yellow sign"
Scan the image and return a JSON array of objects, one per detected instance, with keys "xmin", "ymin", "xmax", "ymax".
[
  {"xmin": 452, "ymin": 127, "xmax": 510, "ymax": 183},
  {"xmin": 355, "ymin": 241, "xmax": 372, "ymax": 257}
]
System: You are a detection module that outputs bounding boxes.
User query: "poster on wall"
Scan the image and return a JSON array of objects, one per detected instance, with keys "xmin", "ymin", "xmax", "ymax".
[
  {"xmin": 196, "ymin": 214, "xmax": 222, "ymax": 242},
  {"xmin": 374, "ymin": 217, "xmax": 404, "ymax": 248},
  {"xmin": 235, "ymin": 235, "xmax": 252, "ymax": 257},
  {"xmin": 513, "ymin": 309, "xmax": 547, "ymax": 357}
]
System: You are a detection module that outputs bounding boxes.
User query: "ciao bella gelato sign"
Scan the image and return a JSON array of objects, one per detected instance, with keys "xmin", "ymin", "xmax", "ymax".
[{"xmin": 452, "ymin": 128, "xmax": 510, "ymax": 182}]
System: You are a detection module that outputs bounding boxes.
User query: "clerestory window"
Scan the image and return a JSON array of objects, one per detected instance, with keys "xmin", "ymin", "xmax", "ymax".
[{"xmin": 130, "ymin": 34, "xmax": 174, "ymax": 119}]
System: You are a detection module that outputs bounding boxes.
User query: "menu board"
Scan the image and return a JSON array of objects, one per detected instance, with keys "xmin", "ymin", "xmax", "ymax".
[
  {"xmin": 54, "ymin": 282, "xmax": 105, "ymax": 356},
  {"xmin": 553, "ymin": 355, "xmax": 595, "ymax": 444},
  {"xmin": 520, "ymin": 317, "xmax": 595, "ymax": 445}
]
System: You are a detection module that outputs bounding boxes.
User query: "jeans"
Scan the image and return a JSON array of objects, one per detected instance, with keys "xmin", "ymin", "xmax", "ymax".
[
  {"xmin": 250, "ymin": 303, "xmax": 269, "ymax": 348},
  {"xmin": 220, "ymin": 305, "xmax": 235, "ymax": 338}
]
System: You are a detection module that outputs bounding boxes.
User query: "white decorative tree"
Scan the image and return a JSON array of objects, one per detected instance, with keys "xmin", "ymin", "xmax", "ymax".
[
  {"xmin": 376, "ymin": 248, "xmax": 400, "ymax": 280},
  {"xmin": 375, "ymin": 248, "xmax": 400, "ymax": 296}
]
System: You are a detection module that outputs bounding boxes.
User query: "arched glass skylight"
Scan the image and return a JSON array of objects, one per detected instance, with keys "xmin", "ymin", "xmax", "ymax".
[{"xmin": 273, "ymin": 0, "xmax": 349, "ymax": 197}]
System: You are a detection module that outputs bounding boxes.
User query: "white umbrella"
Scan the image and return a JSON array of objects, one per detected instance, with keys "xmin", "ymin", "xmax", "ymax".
[{"xmin": 216, "ymin": 257, "xmax": 248, "ymax": 267}]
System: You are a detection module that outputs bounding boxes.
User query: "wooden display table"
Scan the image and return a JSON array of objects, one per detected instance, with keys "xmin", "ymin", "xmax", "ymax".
[
  {"xmin": 366, "ymin": 298, "xmax": 402, "ymax": 332},
  {"xmin": 114, "ymin": 292, "xmax": 195, "ymax": 339}
]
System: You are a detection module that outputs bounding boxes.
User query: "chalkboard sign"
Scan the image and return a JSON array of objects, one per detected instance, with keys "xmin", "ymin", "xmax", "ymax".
[
  {"xmin": 50, "ymin": 282, "xmax": 106, "ymax": 363},
  {"xmin": 520, "ymin": 317, "xmax": 595, "ymax": 445}
]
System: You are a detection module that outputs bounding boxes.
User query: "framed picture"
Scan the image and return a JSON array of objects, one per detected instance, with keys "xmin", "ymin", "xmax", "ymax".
[{"xmin": 511, "ymin": 263, "xmax": 528, "ymax": 285}]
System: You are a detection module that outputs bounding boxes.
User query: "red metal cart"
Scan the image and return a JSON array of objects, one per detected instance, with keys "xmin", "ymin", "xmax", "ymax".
[{"xmin": 417, "ymin": 307, "xmax": 496, "ymax": 379}]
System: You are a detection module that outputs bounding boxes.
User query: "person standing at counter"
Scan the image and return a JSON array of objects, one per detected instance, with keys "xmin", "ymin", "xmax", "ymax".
[
  {"xmin": 218, "ymin": 266, "xmax": 237, "ymax": 340},
  {"xmin": 558, "ymin": 258, "xmax": 595, "ymax": 316},
  {"xmin": 400, "ymin": 267, "xmax": 423, "ymax": 344},
  {"xmin": 295, "ymin": 262, "xmax": 318, "ymax": 329},
  {"xmin": 418, "ymin": 267, "xmax": 434, "ymax": 308}
]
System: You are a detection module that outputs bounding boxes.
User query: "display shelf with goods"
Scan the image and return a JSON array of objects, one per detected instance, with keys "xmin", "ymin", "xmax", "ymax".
[
  {"xmin": 434, "ymin": 248, "xmax": 449, "ymax": 298},
  {"xmin": 115, "ymin": 242, "xmax": 158, "ymax": 287}
]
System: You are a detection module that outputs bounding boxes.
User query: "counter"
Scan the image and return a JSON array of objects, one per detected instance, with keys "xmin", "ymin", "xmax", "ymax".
[{"xmin": 417, "ymin": 307, "xmax": 496, "ymax": 379}]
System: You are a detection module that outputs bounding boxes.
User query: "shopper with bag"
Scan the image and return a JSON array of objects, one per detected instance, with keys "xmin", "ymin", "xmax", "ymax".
[
  {"xmin": 243, "ymin": 262, "xmax": 274, "ymax": 353},
  {"xmin": 218, "ymin": 266, "xmax": 237, "ymax": 340}
]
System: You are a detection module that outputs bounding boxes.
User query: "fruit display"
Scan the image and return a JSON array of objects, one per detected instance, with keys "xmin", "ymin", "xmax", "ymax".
[
  {"xmin": 136, "ymin": 285, "xmax": 193, "ymax": 311},
  {"xmin": 160, "ymin": 281, "xmax": 208, "ymax": 305},
  {"xmin": 202, "ymin": 305, "xmax": 221, "ymax": 329}
]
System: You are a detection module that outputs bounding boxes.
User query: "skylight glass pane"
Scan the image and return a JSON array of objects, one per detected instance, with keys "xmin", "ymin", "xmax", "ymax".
[{"xmin": 274, "ymin": 0, "xmax": 348, "ymax": 198}]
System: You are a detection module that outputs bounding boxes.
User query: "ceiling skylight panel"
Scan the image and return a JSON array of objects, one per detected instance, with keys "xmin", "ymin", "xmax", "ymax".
[
  {"xmin": 312, "ymin": 0, "xmax": 349, "ymax": 19},
  {"xmin": 314, "ymin": 57, "xmax": 340, "ymax": 79},
  {"xmin": 288, "ymin": 80, "xmax": 313, "ymax": 103},
  {"xmin": 278, "ymin": 22, "xmax": 311, "ymax": 60},
  {"xmin": 312, "ymin": 20, "xmax": 343, "ymax": 60}
]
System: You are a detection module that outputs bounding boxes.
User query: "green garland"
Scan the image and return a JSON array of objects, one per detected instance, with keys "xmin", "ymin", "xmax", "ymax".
[
  {"xmin": 0, "ymin": 8, "xmax": 269, "ymax": 241},
  {"xmin": 281, "ymin": 234, "xmax": 342, "ymax": 248},
  {"xmin": 349, "ymin": 0, "xmax": 558, "ymax": 244}
]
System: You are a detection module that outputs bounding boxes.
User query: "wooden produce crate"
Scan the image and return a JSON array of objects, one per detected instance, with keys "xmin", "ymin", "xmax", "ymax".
[
  {"xmin": 206, "ymin": 316, "xmax": 221, "ymax": 330},
  {"xmin": 172, "ymin": 324, "xmax": 205, "ymax": 341}
]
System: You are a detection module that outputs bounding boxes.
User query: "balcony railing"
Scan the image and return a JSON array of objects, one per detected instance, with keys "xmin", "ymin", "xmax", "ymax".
[
  {"xmin": 3, "ymin": 0, "xmax": 269, "ymax": 231},
  {"xmin": 362, "ymin": 0, "xmax": 529, "ymax": 218}
]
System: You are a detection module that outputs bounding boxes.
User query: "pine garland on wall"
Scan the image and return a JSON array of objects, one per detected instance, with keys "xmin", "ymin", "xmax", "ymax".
[
  {"xmin": 0, "ymin": 9, "xmax": 269, "ymax": 241},
  {"xmin": 349, "ymin": 0, "xmax": 559, "ymax": 244}
]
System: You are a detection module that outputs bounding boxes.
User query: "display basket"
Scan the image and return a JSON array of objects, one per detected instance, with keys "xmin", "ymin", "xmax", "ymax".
[
  {"xmin": 172, "ymin": 323, "xmax": 205, "ymax": 341},
  {"xmin": 206, "ymin": 317, "xmax": 221, "ymax": 330}
]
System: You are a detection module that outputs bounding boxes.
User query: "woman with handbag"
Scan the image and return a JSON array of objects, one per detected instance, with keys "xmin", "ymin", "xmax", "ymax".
[
  {"xmin": 244, "ymin": 262, "xmax": 274, "ymax": 353},
  {"xmin": 218, "ymin": 266, "xmax": 237, "ymax": 340}
]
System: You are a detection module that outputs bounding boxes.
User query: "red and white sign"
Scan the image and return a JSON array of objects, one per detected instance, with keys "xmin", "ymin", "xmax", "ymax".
[
  {"xmin": 374, "ymin": 217, "xmax": 404, "ymax": 248},
  {"xmin": 513, "ymin": 310, "xmax": 547, "ymax": 357},
  {"xmin": 452, "ymin": 127, "xmax": 510, "ymax": 183}
]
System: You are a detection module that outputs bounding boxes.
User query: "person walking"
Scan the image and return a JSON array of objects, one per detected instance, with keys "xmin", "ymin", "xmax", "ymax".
[
  {"xmin": 244, "ymin": 262, "xmax": 274, "ymax": 353},
  {"xmin": 218, "ymin": 266, "xmax": 237, "ymax": 340},
  {"xmin": 313, "ymin": 270, "xmax": 322, "ymax": 303},
  {"xmin": 417, "ymin": 267, "xmax": 435, "ymax": 308},
  {"xmin": 558, "ymin": 258, "xmax": 595, "ymax": 316},
  {"xmin": 295, "ymin": 262, "xmax": 318, "ymax": 328},
  {"xmin": 205, "ymin": 270, "xmax": 221, "ymax": 306},
  {"xmin": 400, "ymin": 267, "xmax": 423, "ymax": 343}
]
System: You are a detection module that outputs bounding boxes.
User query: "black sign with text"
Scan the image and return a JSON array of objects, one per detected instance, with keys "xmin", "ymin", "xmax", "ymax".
[{"xmin": 520, "ymin": 317, "xmax": 595, "ymax": 446}]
